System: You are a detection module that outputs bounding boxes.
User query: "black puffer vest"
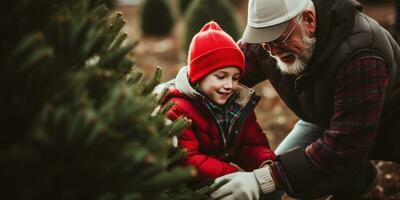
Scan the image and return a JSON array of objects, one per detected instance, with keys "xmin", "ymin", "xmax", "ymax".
[{"xmin": 265, "ymin": 0, "xmax": 400, "ymax": 162}]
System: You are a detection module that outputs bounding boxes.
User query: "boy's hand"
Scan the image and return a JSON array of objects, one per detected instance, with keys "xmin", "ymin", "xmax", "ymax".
[{"xmin": 210, "ymin": 172, "xmax": 260, "ymax": 200}]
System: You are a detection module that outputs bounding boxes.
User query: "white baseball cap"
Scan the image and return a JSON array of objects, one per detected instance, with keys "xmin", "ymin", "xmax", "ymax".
[{"xmin": 242, "ymin": 0, "xmax": 309, "ymax": 43}]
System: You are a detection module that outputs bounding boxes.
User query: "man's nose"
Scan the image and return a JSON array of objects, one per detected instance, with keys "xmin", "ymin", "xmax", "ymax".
[{"xmin": 268, "ymin": 45, "xmax": 282, "ymax": 56}]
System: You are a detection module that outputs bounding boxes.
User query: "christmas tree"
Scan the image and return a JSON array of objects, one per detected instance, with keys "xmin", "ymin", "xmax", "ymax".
[
  {"xmin": 178, "ymin": 0, "xmax": 193, "ymax": 16},
  {"xmin": 182, "ymin": 0, "xmax": 240, "ymax": 53},
  {"xmin": 140, "ymin": 0, "xmax": 175, "ymax": 36},
  {"xmin": 0, "ymin": 0, "xmax": 211, "ymax": 199}
]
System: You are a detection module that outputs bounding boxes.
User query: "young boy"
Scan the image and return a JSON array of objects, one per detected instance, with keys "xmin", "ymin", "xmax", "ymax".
[{"xmin": 159, "ymin": 21, "xmax": 275, "ymax": 180}]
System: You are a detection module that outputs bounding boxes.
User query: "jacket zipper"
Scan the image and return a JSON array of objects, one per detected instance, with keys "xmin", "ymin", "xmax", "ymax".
[{"xmin": 226, "ymin": 94, "xmax": 260, "ymax": 154}]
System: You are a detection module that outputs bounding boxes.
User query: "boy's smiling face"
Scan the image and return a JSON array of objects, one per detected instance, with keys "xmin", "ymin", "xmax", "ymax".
[{"xmin": 198, "ymin": 66, "xmax": 241, "ymax": 105}]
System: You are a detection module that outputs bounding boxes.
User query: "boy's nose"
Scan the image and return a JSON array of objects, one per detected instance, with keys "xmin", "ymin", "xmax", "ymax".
[{"xmin": 224, "ymin": 79, "xmax": 233, "ymax": 89}]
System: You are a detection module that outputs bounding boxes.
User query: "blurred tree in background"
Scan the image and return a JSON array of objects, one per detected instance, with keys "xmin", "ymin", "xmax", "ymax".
[
  {"xmin": 178, "ymin": 0, "xmax": 244, "ymax": 17},
  {"xmin": 140, "ymin": 0, "xmax": 175, "ymax": 36},
  {"xmin": 229, "ymin": 0, "xmax": 246, "ymax": 8},
  {"xmin": 182, "ymin": 0, "xmax": 240, "ymax": 53},
  {"xmin": 0, "ymin": 0, "xmax": 206, "ymax": 199},
  {"xmin": 178, "ymin": 0, "xmax": 193, "ymax": 16}
]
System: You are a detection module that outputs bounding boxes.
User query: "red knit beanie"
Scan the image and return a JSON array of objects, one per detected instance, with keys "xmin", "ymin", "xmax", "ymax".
[{"xmin": 188, "ymin": 21, "xmax": 245, "ymax": 83}]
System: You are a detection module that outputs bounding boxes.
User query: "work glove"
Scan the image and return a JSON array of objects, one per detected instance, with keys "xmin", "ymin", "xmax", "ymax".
[{"xmin": 210, "ymin": 172, "xmax": 261, "ymax": 200}]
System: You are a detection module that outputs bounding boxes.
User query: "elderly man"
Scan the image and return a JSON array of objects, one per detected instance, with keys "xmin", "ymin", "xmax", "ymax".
[{"xmin": 210, "ymin": 0, "xmax": 400, "ymax": 199}]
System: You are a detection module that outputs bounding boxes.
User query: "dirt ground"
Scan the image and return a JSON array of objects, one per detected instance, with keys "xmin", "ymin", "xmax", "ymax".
[{"xmin": 116, "ymin": 1, "xmax": 400, "ymax": 199}]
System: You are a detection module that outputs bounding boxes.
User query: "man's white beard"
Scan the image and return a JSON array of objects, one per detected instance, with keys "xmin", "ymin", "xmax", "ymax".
[{"xmin": 271, "ymin": 34, "xmax": 316, "ymax": 76}]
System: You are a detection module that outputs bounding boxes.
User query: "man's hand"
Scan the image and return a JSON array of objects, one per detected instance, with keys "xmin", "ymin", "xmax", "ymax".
[{"xmin": 210, "ymin": 172, "xmax": 261, "ymax": 200}]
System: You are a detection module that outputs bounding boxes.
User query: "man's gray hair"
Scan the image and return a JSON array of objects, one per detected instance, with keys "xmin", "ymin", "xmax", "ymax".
[
  {"xmin": 294, "ymin": 0, "xmax": 315, "ymax": 22},
  {"xmin": 304, "ymin": 0, "xmax": 315, "ymax": 14}
]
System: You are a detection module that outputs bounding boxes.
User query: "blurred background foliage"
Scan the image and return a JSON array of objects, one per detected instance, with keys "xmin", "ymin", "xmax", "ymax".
[
  {"xmin": 140, "ymin": 0, "xmax": 174, "ymax": 36},
  {"xmin": 182, "ymin": 0, "xmax": 240, "ymax": 54}
]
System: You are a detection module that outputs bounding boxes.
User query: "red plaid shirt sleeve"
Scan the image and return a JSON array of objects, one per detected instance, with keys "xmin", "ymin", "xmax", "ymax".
[{"xmin": 306, "ymin": 55, "xmax": 389, "ymax": 172}]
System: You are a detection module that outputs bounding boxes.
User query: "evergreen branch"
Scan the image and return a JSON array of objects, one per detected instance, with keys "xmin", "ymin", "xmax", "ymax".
[
  {"xmin": 142, "ymin": 67, "xmax": 162, "ymax": 95},
  {"xmin": 109, "ymin": 32, "xmax": 128, "ymax": 50},
  {"xmin": 195, "ymin": 179, "xmax": 230, "ymax": 196},
  {"xmin": 98, "ymin": 42, "xmax": 135, "ymax": 69},
  {"xmin": 167, "ymin": 148, "xmax": 187, "ymax": 165},
  {"xmin": 160, "ymin": 102, "xmax": 175, "ymax": 115},
  {"xmin": 138, "ymin": 167, "xmax": 196, "ymax": 193},
  {"xmin": 126, "ymin": 70, "xmax": 144, "ymax": 85},
  {"xmin": 6, "ymin": 33, "xmax": 45, "ymax": 67},
  {"xmin": 18, "ymin": 47, "xmax": 53, "ymax": 72},
  {"xmin": 90, "ymin": 3, "xmax": 110, "ymax": 19},
  {"xmin": 167, "ymin": 117, "xmax": 190, "ymax": 137}
]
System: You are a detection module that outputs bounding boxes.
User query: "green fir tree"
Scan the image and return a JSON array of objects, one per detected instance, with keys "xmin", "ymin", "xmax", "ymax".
[
  {"xmin": 0, "ymin": 0, "xmax": 204, "ymax": 199},
  {"xmin": 183, "ymin": 0, "xmax": 240, "ymax": 53},
  {"xmin": 140, "ymin": 0, "xmax": 175, "ymax": 36},
  {"xmin": 178, "ymin": 0, "xmax": 193, "ymax": 16},
  {"xmin": 229, "ymin": 0, "xmax": 245, "ymax": 8}
]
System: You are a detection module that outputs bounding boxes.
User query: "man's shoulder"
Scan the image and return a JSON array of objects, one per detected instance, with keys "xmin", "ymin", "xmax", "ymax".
[
  {"xmin": 349, "ymin": 50, "xmax": 385, "ymax": 62},
  {"xmin": 336, "ymin": 51, "xmax": 387, "ymax": 83},
  {"xmin": 340, "ymin": 50, "xmax": 386, "ymax": 73}
]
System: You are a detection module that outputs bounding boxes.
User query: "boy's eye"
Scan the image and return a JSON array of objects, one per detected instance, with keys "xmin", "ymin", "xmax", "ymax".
[{"xmin": 215, "ymin": 75, "xmax": 224, "ymax": 79}]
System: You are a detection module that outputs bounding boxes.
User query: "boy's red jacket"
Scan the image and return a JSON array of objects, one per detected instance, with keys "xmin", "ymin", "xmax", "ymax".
[{"xmin": 159, "ymin": 67, "xmax": 276, "ymax": 180}]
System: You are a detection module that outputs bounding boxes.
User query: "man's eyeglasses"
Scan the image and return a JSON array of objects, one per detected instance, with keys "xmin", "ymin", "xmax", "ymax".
[{"xmin": 261, "ymin": 19, "xmax": 300, "ymax": 52}]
